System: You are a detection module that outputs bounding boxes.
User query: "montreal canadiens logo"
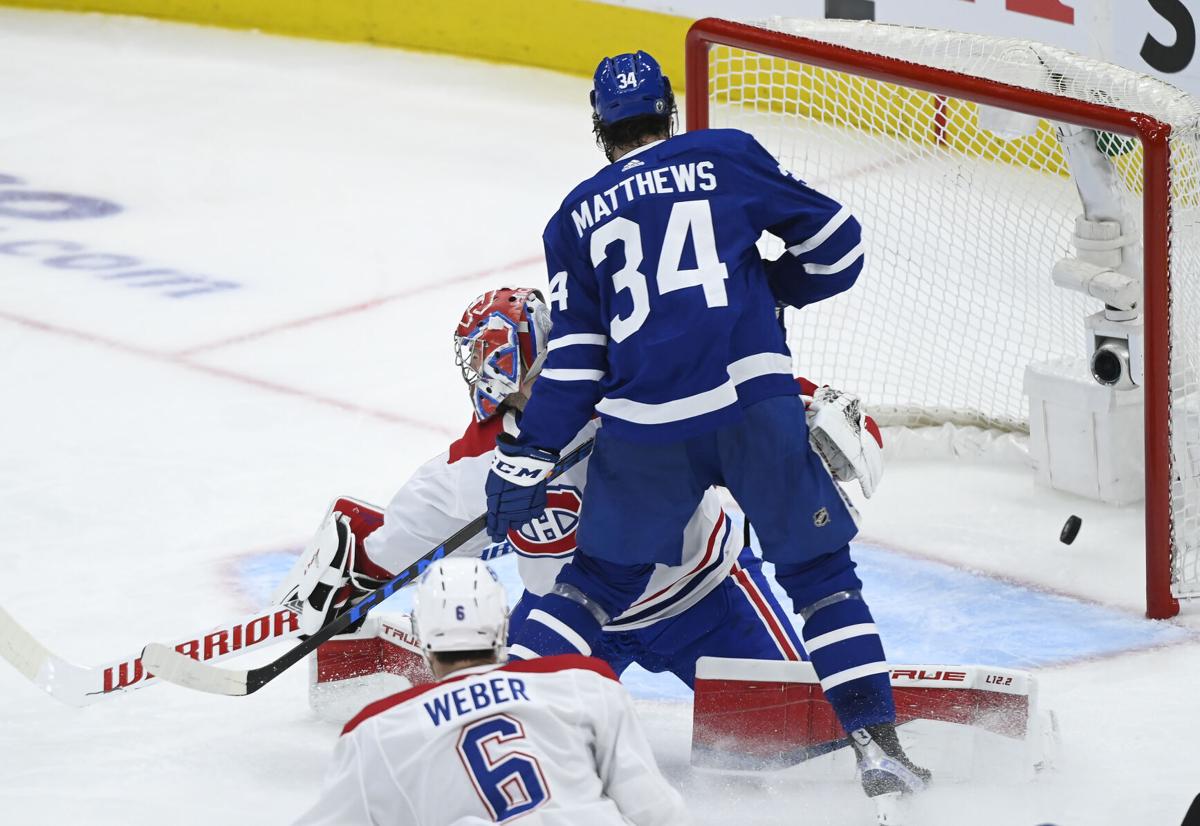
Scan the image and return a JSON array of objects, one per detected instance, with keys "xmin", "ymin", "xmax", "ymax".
[{"xmin": 509, "ymin": 485, "xmax": 582, "ymax": 557}]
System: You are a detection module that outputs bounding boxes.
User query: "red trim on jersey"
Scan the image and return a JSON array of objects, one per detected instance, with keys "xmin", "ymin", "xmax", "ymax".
[
  {"xmin": 627, "ymin": 511, "xmax": 725, "ymax": 609},
  {"xmin": 498, "ymin": 653, "xmax": 618, "ymax": 681},
  {"xmin": 449, "ymin": 415, "xmax": 504, "ymax": 464},
  {"xmin": 730, "ymin": 564, "xmax": 803, "ymax": 661},
  {"xmin": 340, "ymin": 654, "xmax": 616, "ymax": 735},
  {"xmin": 342, "ymin": 674, "xmax": 465, "ymax": 735}
]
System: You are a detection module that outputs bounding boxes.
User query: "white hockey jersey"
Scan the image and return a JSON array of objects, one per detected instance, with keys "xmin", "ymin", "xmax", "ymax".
[
  {"xmin": 364, "ymin": 412, "xmax": 740, "ymax": 630},
  {"xmin": 294, "ymin": 654, "xmax": 688, "ymax": 826}
]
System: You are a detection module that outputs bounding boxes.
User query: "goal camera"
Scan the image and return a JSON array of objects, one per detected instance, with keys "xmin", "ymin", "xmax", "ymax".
[
  {"xmin": 1087, "ymin": 311, "xmax": 1143, "ymax": 390},
  {"xmin": 1092, "ymin": 338, "xmax": 1133, "ymax": 388}
]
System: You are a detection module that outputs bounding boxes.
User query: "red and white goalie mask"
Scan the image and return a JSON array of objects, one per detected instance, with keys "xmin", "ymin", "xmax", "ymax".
[{"xmin": 453, "ymin": 287, "xmax": 551, "ymax": 421}]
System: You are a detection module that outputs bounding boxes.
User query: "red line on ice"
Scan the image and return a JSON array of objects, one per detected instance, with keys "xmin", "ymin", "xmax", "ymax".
[
  {"xmin": 175, "ymin": 253, "xmax": 545, "ymax": 357},
  {"xmin": 0, "ymin": 309, "xmax": 454, "ymax": 436}
]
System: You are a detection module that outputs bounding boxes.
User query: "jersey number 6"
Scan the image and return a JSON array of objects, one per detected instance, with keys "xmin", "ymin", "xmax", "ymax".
[
  {"xmin": 457, "ymin": 713, "xmax": 550, "ymax": 821},
  {"xmin": 590, "ymin": 199, "xmax": 730, "ymax": 343}
]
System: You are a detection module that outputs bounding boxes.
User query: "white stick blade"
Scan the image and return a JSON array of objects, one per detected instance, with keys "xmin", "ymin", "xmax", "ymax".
[
  {"xmin": 0, "ymin": 605, "xmax": 51, "ymax": 681},
  {"xmin": 141, "ymin": 644, "xmax": 249, "ymax": 696}
]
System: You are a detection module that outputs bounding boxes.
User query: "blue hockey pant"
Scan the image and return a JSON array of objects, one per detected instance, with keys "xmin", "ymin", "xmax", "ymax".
[
  {"xmin": 509, "ymin": 547, "xmax": 805, "ymax": 686},
  {"xmin": 513, "ymin": 395, "xmax": 896, "ymax": 731}
]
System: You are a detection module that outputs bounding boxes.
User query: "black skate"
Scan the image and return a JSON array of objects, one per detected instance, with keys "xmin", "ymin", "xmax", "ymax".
[{"xmin": 849, "ymin": 724, "xmax": 930, "ymax": 824}]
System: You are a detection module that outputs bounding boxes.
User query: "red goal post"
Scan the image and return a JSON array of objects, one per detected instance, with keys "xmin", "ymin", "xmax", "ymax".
[{"xmin": 685, "ymin": 17, "xmax": 1184, "ymax": 619}]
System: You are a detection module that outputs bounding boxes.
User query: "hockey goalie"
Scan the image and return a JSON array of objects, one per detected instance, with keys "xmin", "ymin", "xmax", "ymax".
[{"xmin": 272, "ymin": 286, "xmax": 1055, "ymax": 810}]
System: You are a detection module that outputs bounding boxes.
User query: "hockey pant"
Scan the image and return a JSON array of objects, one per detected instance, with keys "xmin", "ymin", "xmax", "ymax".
[
  {"xmin": 509, "ymin": 548, "xmax": 805, "ymax": 686},
  {"xmin": 508, "ymin": 395, "xmax": 895, "ymax": 732}
]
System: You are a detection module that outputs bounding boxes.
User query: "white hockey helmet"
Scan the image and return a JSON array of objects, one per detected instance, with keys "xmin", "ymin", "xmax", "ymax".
[{"xmin": 411, "ymin": 557, "xmax": 509, "ymax": 658}]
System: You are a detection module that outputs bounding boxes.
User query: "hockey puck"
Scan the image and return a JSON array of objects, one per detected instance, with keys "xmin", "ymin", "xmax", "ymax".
[{"xmin": 1060, "ymin": 515, "xmax": 1082, "ymax": 545}]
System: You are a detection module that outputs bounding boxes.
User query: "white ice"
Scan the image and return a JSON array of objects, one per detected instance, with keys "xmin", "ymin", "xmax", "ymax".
[{"xmin": 0, "ymin": 9, "xmax": 1198, "ymax": 826}]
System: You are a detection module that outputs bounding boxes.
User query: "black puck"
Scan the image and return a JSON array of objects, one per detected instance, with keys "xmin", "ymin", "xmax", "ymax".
[{"xmin": 1060, "ymin": 515, "xmax": 1082, "ymax": 545}]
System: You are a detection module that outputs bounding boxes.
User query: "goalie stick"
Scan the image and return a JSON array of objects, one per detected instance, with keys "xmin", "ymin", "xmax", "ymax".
[
  {"xmin": 142, "ymin": 437, "xmax": 595, "ymax": 697},
  {"xmin": 0, "ymin": 603, "xmax": 302, "ymax": 707}
]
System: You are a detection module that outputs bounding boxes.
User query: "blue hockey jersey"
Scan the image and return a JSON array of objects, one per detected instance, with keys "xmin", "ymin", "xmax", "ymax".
[{"xmin": 518, "ymin": 128, "xmax": 863, "ymax": 449}]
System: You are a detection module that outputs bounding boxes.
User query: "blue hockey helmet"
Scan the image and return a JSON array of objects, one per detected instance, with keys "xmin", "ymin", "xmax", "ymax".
[{"xmin": 590, "ymin": 51, "xmax": 674, "ymax": 126}]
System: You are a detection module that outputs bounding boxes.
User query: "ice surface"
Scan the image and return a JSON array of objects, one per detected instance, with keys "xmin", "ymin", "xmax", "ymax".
[{"xmin": 1, "ymin": 9, "xmax": 1199, "ymax": 826}]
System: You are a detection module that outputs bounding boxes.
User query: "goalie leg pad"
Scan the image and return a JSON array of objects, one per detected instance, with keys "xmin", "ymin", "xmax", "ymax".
[
  {"xmin": 310, "ymin": 614, "xmax": 435, "ymax": 722},
  {"xmin": 692, "ymin": 658, "xmax": 1040, "ymax": 776},
  {"xmin": 312, "ymin": 615, "xmax": 433, "ymax": 687}
]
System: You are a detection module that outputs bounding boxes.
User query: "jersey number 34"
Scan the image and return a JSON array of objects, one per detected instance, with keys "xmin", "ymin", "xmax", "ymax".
[
  {"xmin": 457, "ymin": 714, "xmax": 550, "ymax": 821},
  {"xmin": 549, "ymin": 199, "xmax": 730, "ymax": 343}
]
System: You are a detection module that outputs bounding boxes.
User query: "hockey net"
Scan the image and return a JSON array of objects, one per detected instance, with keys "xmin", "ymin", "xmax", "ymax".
[{"xmin": 685, "ymin": 18, "xmax": 1200, "ymax": 617}]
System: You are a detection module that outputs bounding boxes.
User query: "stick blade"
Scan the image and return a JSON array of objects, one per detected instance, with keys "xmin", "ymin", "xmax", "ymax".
[
  {"xmin": 0, "ymin": 604, "xmax": 51, "ymax": 681},
  {"xmin": 0, "ymin": 605, "xmax": 104, "ymax": 707},
  {"xmin": 141, "ymin": 643, "xmax": 249, "ymax": 696}
]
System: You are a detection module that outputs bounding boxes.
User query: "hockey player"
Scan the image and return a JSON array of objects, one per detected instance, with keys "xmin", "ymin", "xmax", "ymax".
[
  {"xmin": 280, "ymin": 286, "xmax": 811, "ymax": 692},
  {"xmin": 484, "ymin": 51, "xmax": 930, "ymax": 806},
  {"xmin": 294, "ymin": 557, "xmax": 688, "ymax": 826}
]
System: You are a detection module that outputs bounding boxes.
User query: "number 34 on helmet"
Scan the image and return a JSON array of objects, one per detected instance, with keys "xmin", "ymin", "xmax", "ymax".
[
  {"xmin": 453, "ymin": 287, "xmax": 552, "ymax": 421},
  {"xmin": 590, "ymin": 50, "xmax": 674, "ymax": 125}
]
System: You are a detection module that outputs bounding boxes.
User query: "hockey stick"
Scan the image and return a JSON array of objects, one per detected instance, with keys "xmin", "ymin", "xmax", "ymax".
[
  {"xmin": 142, "ymin": 437, "xmax": 595, "ymax": 697},
  {"xmin": 0, "ymin": 603, "xmax": 302, "ymax": 707}
]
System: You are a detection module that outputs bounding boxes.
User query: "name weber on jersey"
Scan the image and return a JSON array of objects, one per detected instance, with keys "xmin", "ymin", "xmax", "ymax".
[{"xmin": 423, "ymin": 675, "xmax": 530, "ymax": 726}]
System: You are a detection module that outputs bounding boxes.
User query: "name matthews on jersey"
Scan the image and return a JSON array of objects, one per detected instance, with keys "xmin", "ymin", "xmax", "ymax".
[
  {"xmin": 423, "ymin": 676, "xmax": 531, "ymax": 726},
  {"xmin": 570, "ymin": 161, "xmax": 718, "ymax": 237}
]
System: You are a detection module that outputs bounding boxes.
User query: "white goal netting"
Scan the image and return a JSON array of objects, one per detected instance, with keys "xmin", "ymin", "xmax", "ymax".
[{"xmin": 701, "ymin": 19, "xmax": 1200, "ymax": 603}]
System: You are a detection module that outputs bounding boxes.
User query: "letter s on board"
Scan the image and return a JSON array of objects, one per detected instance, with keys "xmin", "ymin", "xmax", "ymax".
[{"xmin": 1142, "ymin": 0, "xmax": 1196, "ymax": 73}]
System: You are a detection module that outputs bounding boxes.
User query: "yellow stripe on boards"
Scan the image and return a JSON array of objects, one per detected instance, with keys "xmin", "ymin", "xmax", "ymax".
[
  {"xmin": 2, "ymin": 0, "xmax": 693, "ymax": 86},
  {"xmin": 9, "ymin": 0, "xmax": 1144, "ymax": 184}
]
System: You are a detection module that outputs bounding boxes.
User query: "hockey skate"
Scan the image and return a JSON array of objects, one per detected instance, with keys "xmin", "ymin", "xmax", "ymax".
[{"xmin": 849, "ymin": 724, "xmax": 930, "ymax": 825}]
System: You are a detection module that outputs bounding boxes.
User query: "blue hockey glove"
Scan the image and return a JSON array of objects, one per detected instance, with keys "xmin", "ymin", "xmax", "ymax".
[{"xmin": 486, "ymin": 434, "xmax": 558, "ymax": 543}]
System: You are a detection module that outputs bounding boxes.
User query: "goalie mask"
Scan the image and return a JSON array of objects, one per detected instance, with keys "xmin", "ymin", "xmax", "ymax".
[
  {"xmin": 453, "ymin": 287, "xmax": 551, "ymax": 421},
  {"xmin": 411, "ymin": 558, "xmax": 509, "ymax": 658}
]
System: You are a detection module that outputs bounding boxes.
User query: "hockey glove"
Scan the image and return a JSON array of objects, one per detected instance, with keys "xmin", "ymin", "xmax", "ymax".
[
  {"xmin": 272, "ymin": 501, "xmax": 392, "ymax": 638},
  {"xmin": 486, "ymin": 433, "xmax": 558, "ymax": 543},
  {"xmin": 806, "ymin": 385, "xmax": 884, "ymax": 498}
]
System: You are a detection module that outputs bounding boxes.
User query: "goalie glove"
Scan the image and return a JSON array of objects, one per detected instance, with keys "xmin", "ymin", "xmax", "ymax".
[
  {"xmin": 806, "ymin": 385, "xmax": 883, "ymax": 498},
  {"xmin": 273, "ymin": 504, "xmax": 390, "ymax": 637}
]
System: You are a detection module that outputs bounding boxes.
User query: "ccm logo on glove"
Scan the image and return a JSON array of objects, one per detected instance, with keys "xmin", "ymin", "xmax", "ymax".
[{"xmin": 493, "ymin": 456, "xmax": 553, "ymax": 484}]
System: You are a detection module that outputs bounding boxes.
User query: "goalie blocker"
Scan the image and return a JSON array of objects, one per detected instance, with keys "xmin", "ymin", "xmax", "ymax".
[
  {"xmin": 692, "ymin": 657, "xmax": 1058, "ymax": 781},
  {"xmin": 271, "ymin": 497, "xmax": 440, "ymax": 718}
]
